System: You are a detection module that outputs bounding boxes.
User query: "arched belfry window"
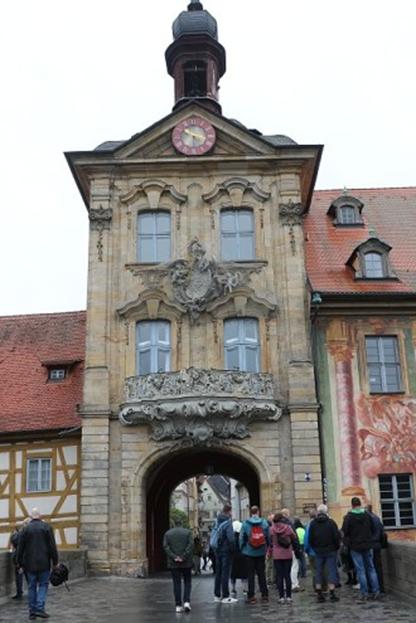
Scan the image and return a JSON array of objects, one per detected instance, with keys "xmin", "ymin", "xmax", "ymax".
[
  {"xmin": 220, "ymin": 209, "xmax": 255, "ymax": 261},
  {"xmin": 137, "ymin": 211, "xmax": 171, "ymax": 263},
  {"xmin": 136, "ymin": 320, "xmax": 171, "ymax": 375},
  {"xmin": 184, "ymin": 61, "xmax": 207, "ymax": 98},
  {"xmin": 327, "ymin": 195, "xmax": 364, "ymax": 226},
  {"xmin": 364, "ymin": 252, "xmax": 384, "ymax": 278},
  {"xmin": 224, "ymin": 318, "xmax": 260, "ymax": 373}
]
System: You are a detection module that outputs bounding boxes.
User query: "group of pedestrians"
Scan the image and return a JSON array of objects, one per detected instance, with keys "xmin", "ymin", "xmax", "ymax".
[{"xmin": 164, "ymin": 496, "xmax": 387, "ymax": 613}]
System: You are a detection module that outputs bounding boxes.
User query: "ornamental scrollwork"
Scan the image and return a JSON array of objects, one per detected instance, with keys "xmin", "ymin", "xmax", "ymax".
[
  {"xmin": 279, "ymin": 201, "xmax": 305, "ymax": 255},
  {"xmin": 89, "ymin": 206, "xmax": 113, "ymax": 262}
]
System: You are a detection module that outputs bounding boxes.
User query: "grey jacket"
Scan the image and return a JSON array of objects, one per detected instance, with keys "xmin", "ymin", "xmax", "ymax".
[{"xmin": 163, "ymin": 527, "xmax": 194, "ymax": 569}]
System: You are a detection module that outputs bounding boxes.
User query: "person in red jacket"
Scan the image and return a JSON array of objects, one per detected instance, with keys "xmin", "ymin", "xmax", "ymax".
[{"xmin": 269, "ymin": 512, "xmax": 297, "ymax": 604}]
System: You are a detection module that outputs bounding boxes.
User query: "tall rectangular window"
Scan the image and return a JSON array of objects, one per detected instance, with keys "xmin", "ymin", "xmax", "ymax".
[
  {"xmin": 136, "ymin": 320, "xmax": 171, "ymax": 375},
  {"xmin": 365, "ymin": 336, "xmax": 402, "ymax": 393},
  {"xmin": 221, "ymin": 209, "xmax": 255, "ymax": 261},
  {"xmin": 137, "ymin": 211, "xmax": 171, "ymax": 263},
  {"xmin": 27, "ymin": 458, "xmax": 52, "ymax": 493},
  {"xmin": 379, "ymin": 474, "xmax": 416, "ymax": 528},
  {"xmin": 224, "ymin": 318, "xmax": 260, "ymax": 372}
]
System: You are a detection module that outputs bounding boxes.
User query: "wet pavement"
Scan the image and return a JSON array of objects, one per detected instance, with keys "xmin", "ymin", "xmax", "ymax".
[{"xmin": 1, "ymin": 573, "xmax": 415, "ymax": 623}]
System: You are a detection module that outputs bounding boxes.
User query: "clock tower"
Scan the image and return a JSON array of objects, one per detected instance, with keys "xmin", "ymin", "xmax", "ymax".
[
  {"xmin": 165, "ymin": 0, "xmax": 226, "ymax": 113},
  {"xmin": 67, "ymin": 0, "xmax": 323, "ymax": 575}
]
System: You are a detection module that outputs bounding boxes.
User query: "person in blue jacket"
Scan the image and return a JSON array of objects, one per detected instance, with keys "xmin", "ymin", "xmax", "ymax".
[
  {"xmin": 239, "ymin": 506, "xmax": 270, "ymax": 604},
  {"xmin": 212, "ymin": 504, "xmax": 237, "ymax": 603}
]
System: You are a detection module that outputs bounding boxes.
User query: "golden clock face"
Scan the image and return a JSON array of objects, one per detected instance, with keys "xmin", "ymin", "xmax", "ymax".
[{"xmin": 172, "ymin": 116, "xmax": 216, "ymax": 156}]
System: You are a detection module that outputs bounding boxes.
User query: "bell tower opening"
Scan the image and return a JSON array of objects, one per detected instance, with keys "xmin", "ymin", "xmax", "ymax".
[
  {"xmin": 184, "ymin": 60, "xmax": 207, "ymax": 97},
  {"xmin": 145, "ymin": 449, "xmax": 260, "ymax": 573}
]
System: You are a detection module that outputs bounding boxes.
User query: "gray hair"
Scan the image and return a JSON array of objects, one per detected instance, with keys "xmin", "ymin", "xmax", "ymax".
[
  {"xmin": 317, "ymin": 504, "xmax": 328, "ymax": 515},
  {"xmin": 30, "ymin": 508, "xmax": 41, "ymax": 519}
]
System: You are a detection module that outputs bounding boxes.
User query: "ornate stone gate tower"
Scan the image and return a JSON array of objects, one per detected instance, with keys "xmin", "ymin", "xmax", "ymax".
[{"xmin": 66, "ymin": 0, "xmax": 323, "ymax": 575}]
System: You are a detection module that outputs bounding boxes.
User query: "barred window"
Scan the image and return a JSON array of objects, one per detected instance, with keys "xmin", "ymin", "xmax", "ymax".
[
  {"xmin": 379, "ymin": 474, "xmax": 416, "ymax": 528},
  {"xmin": 27, "ymin": 458, "xmax": 52, "ymax": 493},
  {"xmin": 136, "ymin": 321, "xmax": 171, "ymax": 375},
  {"xmin": 220, "ymin": 209, "xmax": 255, "ymax": 261},
  {"xmin": 365, "ymin": 336, "xmax": 402, "ymax": 393},
  {"xmin": 224, "ymin": 318, "xmax": 260, "ymax": 373},
  {"xmin": 137, "ymin": 211, "xmax": 171, "ymax": 263}
]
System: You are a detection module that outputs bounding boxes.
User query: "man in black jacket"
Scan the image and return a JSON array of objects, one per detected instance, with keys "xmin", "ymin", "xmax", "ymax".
[
  {"xmin": 366, "ymin": 504, "xmax": 386, "ymax": 592},
  {"xmin": 342, "ymin": 497, "xmax": 380, "ymax": 601},
  {"xmin": 308, "ymin": 504, "xmax": 340, "ymax": 603},
  {"xmin": 163, "ymin": 518, "xmax": 194, "ymax": 613},
  {"xmin": 17, "ymin": 508, "xmax": 58, "ymax": 620}
]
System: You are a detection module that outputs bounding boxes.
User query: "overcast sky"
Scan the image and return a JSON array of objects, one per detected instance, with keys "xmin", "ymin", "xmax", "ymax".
[{"xmin": 1, "ymin": 0, "xmax": 415, "ymax": 316}]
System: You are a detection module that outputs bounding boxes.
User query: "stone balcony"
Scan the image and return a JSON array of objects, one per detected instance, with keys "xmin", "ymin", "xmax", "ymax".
[{"xmin": 119, "ymin": 368, "xmax": 281, "ymax": 445}]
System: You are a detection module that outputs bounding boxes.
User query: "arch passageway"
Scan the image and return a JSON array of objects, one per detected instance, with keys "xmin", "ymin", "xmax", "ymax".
[{"xmin": 146, "ymin": 448, "xmax": 260, "ymax": 572}]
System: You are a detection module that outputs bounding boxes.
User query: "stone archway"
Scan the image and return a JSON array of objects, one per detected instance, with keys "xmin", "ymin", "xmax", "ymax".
[{"xmin": 145, "ymin": 446, "xmax": 262, "ymax": 573}]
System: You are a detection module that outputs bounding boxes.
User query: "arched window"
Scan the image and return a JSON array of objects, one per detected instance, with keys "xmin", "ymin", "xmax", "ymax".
[
  {"xmin": 220, "ymin": 209, "xmax": 255, "ymax": 261},
  {"xmin": 339, "ymin": 205, "xmax": 356, "ymax": 224},
  {"xmin": 224, "ymin": 318, "xmax": 260, "ymax": 372},
  {"xmin": 137, "ymin": 211, "xmax": 171, "ymax": 263},
  {"xmin": 136, "ymin": 320, "xmax": 171, "ymax": 375},
  {"xmin": 364, "ymin": 252, "xmax": 384, "ymax": 278}
]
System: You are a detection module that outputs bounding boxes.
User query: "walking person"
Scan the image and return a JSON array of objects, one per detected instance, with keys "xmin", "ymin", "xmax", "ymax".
[
  {"xmin": 16, "ymin": 508, "xmax": 58, "ymax": 620},
  {"xmin": 366, "ymin": 504, "xmax": 386, "ymax": 593},
  {"xmin": 270, "ymin": 512, "xmax": 297, "ymax": 604},
  {"xmin": 308, "ymin": 504, "xmax": 340, "ymax": 603},
  {"xmin": 211, "ymin": 504, "xmax": 237, "ymax": 603},
  {"xmin": 240, "ymin": 506, "xmax": 269, "ymax": 604},
  {"xmin": 163, "ymin": 516, "xmax": 194, "ymax": 613},
  {"xmin": 230, "ymin": 520, "xmax": 248, "ymax": 598},
  {"xmin": 342, "ymin": 497, "xmax": 380, "ymax": 601},
  {"xmin": 9, "ymin": 522, "xmax": 29, "ymax": 600}
]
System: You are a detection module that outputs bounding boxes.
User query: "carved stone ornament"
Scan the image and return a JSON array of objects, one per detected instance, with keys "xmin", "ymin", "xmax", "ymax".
[
  {"xmin": 119, "ymin": 368, "xmax": 281, "ymax": 445},
  {"xmin": 89, "ymin": 206, "xmax": 113, "ymax": 262},
  {"xmin": 279, "ymin": 201, "xmax": 304, "ymax": 255},
  {"xmin": 168, "ymin": 238, "xmax": 260, "ymax": 322}
]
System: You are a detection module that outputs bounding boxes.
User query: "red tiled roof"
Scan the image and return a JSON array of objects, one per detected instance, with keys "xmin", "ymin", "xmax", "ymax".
[
  {"xmin": 306, "ymin": 187, "xmax": 416, "ymax": 294},
  {"xmin": 0, "ymin": 311, "xmax": 86, "ymax": 434}
]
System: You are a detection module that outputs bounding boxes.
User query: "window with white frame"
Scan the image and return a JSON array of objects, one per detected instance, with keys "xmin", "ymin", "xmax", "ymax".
[
  {"xmin": 220, "ymin": 209, "xmax": 255, "ymax": 261},
  {"xmin": 365, "ymin": 336, "xmax": 402, "ymax": 393},
  {"xmin": 379, "ymin": 474, "xmax": 416, "ymax": 528},
  {"xmin": 364, "ymin": 252, "xmax": 384, "ymax": 278},
  {"xmin": 26, "ymin": 458, "xmax": 52, "ymax": 493},
  {"xmin": 137, "ymin": 211, "xmax": 171, "ymax": 263},
  {"xmin": 224, "ymin": 318, "xmax": 260, "ymax": 372},
  {"xmin": 339, "ymin": 205, "xmax": 357, "ymax": 224},
  {"xmin": 48, "ymin": 368, "xmax": 66, "ymax": 381},
  {"xmin": 136, "ymin": 320, "xmax": 171, "ymax": 375}
]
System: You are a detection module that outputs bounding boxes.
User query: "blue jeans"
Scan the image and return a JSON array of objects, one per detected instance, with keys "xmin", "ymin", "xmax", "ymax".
[
  {"xmin": 315, "ymin": 552, "xmax": 338, "ymax": 586},
  {"xmin": 215, "ymin": 552, "xmax": 232, "ymax": 598},
  {"xmin": 27, "ymin": 570, "xmax": 50, "ymax": 614},
  {"xmin": 351, "ymin": 549, "xmax": 380, "ymax": 595}
]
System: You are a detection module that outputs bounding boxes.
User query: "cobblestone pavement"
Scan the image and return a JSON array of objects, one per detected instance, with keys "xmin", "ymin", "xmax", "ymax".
[{"xmin": 1, "ymin": 574, "xmax": 415, "ymax": 623}]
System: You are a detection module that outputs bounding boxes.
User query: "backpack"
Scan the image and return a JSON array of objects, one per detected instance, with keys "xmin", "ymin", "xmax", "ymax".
[
  {"xmin": 209, "ymin": 520, "xmax": 229, "ymax": 551},
  {"xmin": 49, "ymin": 563, "xmax": 70, "ymax": 591},
  {"xmin": 276, "ymin": 533, "xmax": 292, "ymax": 548},
  {"xmin": 248, "ymin": 524, "xmax": 266, "ymax": 548}
]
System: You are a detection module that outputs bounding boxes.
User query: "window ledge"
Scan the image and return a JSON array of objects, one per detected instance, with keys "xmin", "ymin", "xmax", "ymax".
[
  {"xmin": 355, "ymin": 276, "xmax": 400, "ymax": 282},
  {"xmin": 333, "ymin": 222, "xmax": 365, "ymax": 228},
  {"xmin": 384, "ymin": 525, "xmax": 416, "ymax": 531},
  {"xmin": 369, "ymin": 391, "xmax": 405, "ymax": 396}
]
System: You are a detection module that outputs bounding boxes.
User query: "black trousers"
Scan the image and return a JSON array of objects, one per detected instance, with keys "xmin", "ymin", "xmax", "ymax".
[
  {"xmin": 245, "ymin": 555, "xmax": 268, "ymax": 598},
  {"xmin": 274, "ymin": 558, "xmax": 292, "ymax": 598},
  {"xmin": 170, "ymin": 568, "xmax": 192, "ymax": 606},
  {"xmin": 372, "ymin": 549, "xmax": 385, "ymax": 592}
]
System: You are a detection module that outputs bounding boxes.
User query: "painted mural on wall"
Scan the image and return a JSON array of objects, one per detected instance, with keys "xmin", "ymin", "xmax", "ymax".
[{"xmin": 356, "ymin": 394, "xmax": 416, "ymax": 478}]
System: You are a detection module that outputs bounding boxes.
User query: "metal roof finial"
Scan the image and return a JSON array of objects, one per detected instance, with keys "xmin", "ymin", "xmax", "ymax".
[
  {"xmin": 342, "ymin": 185, "xmax": 349, "ymax": 195},
  {"xmin": 188, "ymin": 0, "xmax": 204, "ymax": 11}
]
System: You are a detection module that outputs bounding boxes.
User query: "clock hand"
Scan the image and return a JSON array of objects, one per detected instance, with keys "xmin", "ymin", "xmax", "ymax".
[{"xmin": 184, "ymin": 128, "xmax": 203, "ymax": 140}]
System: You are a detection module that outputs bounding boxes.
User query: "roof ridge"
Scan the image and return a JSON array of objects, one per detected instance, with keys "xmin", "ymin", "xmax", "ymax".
[
  {"xmin": 315, "ymin": 186, "xmax": 416, "ymax": 192},
  {"xmin": 0, "ymin": 310, "xmax": 86, "ymax": 320}
]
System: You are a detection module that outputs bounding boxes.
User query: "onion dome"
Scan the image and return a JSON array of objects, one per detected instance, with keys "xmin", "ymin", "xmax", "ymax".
[{"xmin": 172, "ymin": 0, "xmax": 218, "ymax": 41}]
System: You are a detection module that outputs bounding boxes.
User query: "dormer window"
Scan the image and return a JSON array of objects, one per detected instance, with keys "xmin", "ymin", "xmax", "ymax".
[
  {"xmin": 327, "ymin": 194, "xmax": 364, "ymax": 226},
  {"xmin": 346, "ymin": 238, "xmax": 397, "ymax": 280}
]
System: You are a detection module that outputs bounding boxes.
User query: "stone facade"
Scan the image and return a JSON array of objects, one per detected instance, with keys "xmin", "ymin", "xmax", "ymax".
[{"xmin": 67, "ymin": 100, "xmax": 323, "ymax": 574}]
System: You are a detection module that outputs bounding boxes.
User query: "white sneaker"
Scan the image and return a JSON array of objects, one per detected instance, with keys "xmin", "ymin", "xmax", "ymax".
[
  {"xmin": 214, "ymin": 596, "xmax": 222, "ymax": 603},
  {"xmin": 184, "ymin": 602, "xmax": 191, "ymax": 613},
  {"xmin": 222, "ymin": 597, "xmax": 238, "ymax": 603},
  {"xmin": 176, "ymin": 606, "xmax": 184, "ymax": 613}
]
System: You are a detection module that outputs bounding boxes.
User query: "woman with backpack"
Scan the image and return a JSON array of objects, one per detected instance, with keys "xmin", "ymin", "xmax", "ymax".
[{"xmin": 270, "ymin": 512, "xmax": 297, "ymax": 604}]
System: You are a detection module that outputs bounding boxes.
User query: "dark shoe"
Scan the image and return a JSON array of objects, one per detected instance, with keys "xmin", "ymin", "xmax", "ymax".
[
  {"xmin": 34, "ymin": 612, "xmax": 50, "ymax": 619},
  {"xmin": 12, "ymin": 593, "xmax": 23, "ymax": 599},
  {"xmin": 358, "ymin": 594, "xmax": 368, "ymax": 603},
  {"xmin": 372, "ymin": 592, "xmax": 381, "ymax": 600},
  {"xmin": 246, "ymin": 597, "xmax": 257, "ymax": 604},
  {"xmin": 317, "ymin": 592, "xmax": 326, "ymax": 602},
  {"xmin": 261, "ymin": 595, "xmax": 269, "ymax": 602},
  {"xmin": 330, "ymin": 592, "xmax": 339, "ymax": 602},
  {"xmin": 29, "ymin": 615, "xmax": 36, "ymax": 621}
]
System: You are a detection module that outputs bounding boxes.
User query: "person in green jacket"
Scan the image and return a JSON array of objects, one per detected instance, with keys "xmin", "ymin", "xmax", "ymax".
[
  {"xmin": 163, "ymin": 518, "xmax": 194, "ymax": 614},
  {"xmin": 294, "ymin": 518, "xmax": 307, "ymax": 578}
]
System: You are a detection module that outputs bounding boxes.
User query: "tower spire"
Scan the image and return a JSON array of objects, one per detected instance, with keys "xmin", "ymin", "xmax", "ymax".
[{"xmin": 165, "ymin": 0, "xmax": 226, "ymax": 114}]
